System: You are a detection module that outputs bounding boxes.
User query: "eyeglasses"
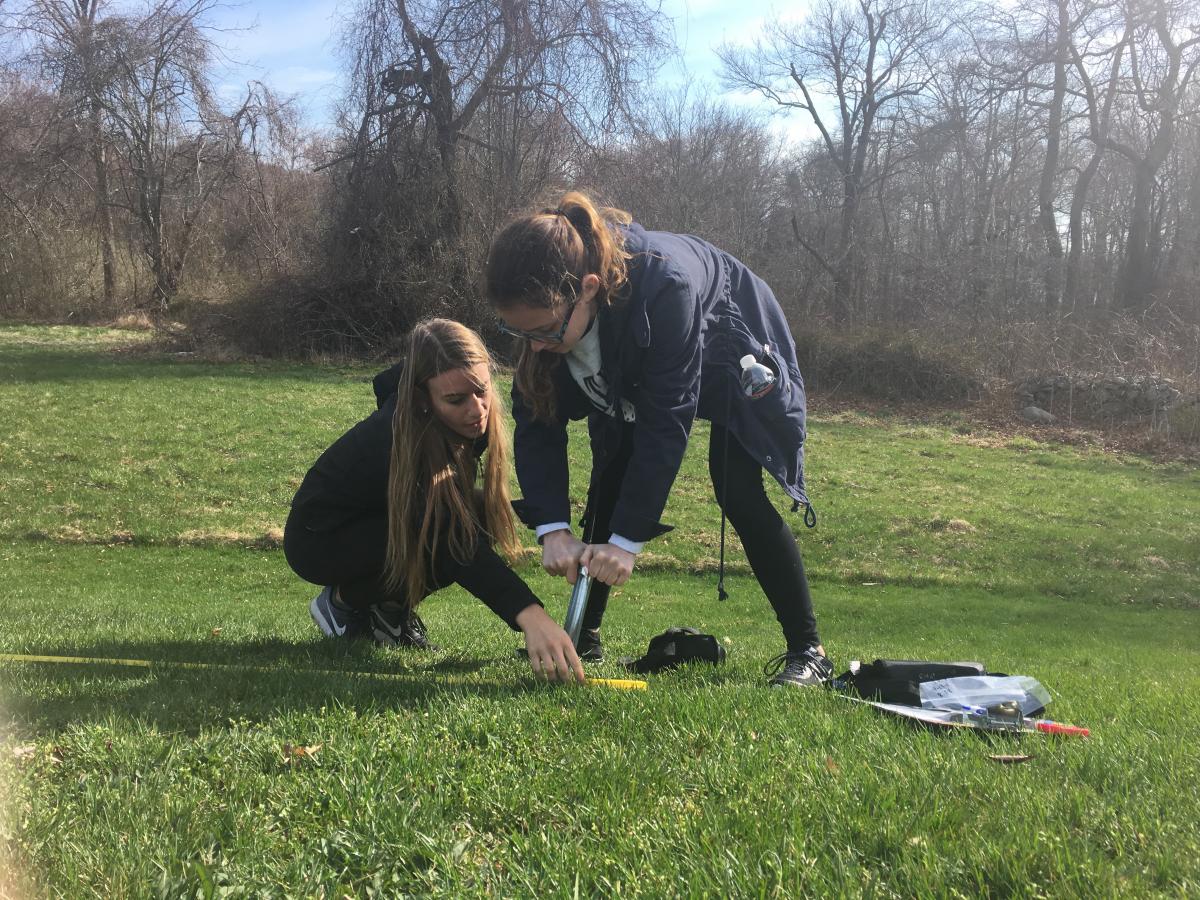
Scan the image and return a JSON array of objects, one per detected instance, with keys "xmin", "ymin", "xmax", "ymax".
[{"xmin": 496, "ymin": 294, "xmax": 578, "ymax": 345}]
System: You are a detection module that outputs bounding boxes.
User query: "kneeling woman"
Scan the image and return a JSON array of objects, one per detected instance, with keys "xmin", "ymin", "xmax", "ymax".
[{"xmin": 283, "ymin": 318, "xmax": 584, "ymax": 683}]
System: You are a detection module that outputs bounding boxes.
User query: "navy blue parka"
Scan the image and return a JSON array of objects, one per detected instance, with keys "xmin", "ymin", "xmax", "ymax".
[{"xmin": 511, "ymin": 223, "xmax": 810, "ymax": 543}]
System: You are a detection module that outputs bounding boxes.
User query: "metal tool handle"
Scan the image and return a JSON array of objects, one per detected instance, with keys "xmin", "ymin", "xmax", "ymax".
[{"xmin": 563, "ymin": 566, "xmax": 592, "ymax": 646}]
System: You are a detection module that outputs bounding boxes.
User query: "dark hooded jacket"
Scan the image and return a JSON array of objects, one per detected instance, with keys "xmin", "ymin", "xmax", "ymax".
[
  {"xmin": 511, "ymin": 223, "xmax": 810, "ymax": 543},
  {"xmin": 286, "ymin": 362, "xmax": 540, "ymax": 629}
]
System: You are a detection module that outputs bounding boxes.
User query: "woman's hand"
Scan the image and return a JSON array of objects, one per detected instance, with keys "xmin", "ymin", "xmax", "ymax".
[
  {"xmin": 580, "ymin": 543, "xmax": 635, "ymax": 587},
  {"xmin": 515, "ymin": 604, "xmax": 586, "ymax": 684},
  {"xmin": 541, "ymin": 529, "xmax": 586, "ymax": 584}
]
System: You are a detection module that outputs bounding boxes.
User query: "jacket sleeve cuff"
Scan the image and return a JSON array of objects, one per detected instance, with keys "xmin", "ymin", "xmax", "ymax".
[
  {"xmin": 535, "ymin": 522, "xmax": 572, "ymax": 542},
  {"xmin": 607, "ymin": 511, "xmax": 674, "ymax": 544},
  {"xmin": 508, "ymin": 599, "xmax": 545, "ymax": 631},
  {"xmin": 608, "ymin": 533, "xmax": 645, "ymax": 554}
]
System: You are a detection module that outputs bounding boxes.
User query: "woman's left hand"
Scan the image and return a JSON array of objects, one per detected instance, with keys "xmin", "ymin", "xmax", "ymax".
[
  {"xmin": 580, "ymin": 543, "xmax": 635, "ymax": 587},
  {"xmin": 515, "ymin": 604, "xmax": 586, "ymax": 684}
]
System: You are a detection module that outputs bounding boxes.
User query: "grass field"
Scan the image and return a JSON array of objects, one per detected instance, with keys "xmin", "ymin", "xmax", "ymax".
[{"xmin": 1, "ymin": 325, "xmax": 1198, "ymax": 897}]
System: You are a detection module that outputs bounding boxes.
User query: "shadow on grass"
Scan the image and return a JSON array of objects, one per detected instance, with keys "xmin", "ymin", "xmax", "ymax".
[
  {"xmin": 0, "ymin": 348, "xmax": 363, "ymax": 386},
  {"xmin": 1, "ymin": 637, "xmax": 543, "ymax": 735},
  {"xmin": 10, "ymin": 635, "xmax": 526, "ymax": 672}
]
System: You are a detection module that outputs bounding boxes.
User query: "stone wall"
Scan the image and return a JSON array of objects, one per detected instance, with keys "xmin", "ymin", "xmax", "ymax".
[{"xmin": 1014, "ymin": 374, "xmax": 1181, "ymax": 423}]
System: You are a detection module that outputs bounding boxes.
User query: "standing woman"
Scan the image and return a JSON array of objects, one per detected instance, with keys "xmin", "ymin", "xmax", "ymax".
[
  {"xmin": 486, "ymin": 192, "xmax": 831, "ymax": 687},
  {"xmin": 283, "ymin": 318, "xmax": 584, "ymax": 683}
]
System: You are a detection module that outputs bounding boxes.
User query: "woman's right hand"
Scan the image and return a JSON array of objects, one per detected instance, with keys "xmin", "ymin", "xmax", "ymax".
[
  {"xmin": 541, "ymin": 529, "xmax": 587, "ymax": 584},
  {"xmin": 515, "ymin": 604, "xmax": 586, "ymax": 684}
]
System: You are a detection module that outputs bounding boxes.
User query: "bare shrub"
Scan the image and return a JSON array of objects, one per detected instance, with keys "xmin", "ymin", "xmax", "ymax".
[
  {"xmin": 1167, "ymin": 401, "xmax": 1200, "ymax": 444},
  {"xmin": 968, "ymin": 313, "xmax": 1200, "ymax": 391},
  {"xmin": 0, "ymin": 216, "xmax": 142, "ymax": 322},
  {"xmin": 191, "ymin": 262, "xmax": 481, "ymax": 358},
  {"xmin": 795, "ymin": 326, "xmax": 983, "ymax": 402}
]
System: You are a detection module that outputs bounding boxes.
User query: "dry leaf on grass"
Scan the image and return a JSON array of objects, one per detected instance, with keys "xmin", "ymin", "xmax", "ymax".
[{"xmin": 281, "ymin": 743, "xmax": 322, "ymax": 765}]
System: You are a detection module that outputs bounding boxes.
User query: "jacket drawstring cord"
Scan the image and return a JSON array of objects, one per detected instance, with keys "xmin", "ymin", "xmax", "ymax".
[
  {"xmin": 793, "ymin": 498, "xmax": 817, "ymax": 527},
  {"xmin": 717, "ymin": 386, "xmax": 733, "ymax": 602}
]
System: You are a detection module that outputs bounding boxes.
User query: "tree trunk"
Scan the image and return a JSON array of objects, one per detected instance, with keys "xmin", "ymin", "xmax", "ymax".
[
  {"xmin": 1165, "ymin": 153, "xmax": 1200, "ymax": 307},
  {"xmin": 1037, "ymin": 0, "xmax": 1069, "ymax": 315},
  {"xmin": 832, "ymin": 175, "xmax": 859, "ymax": 324},
  {"xmin": 436, "ymin": 132, "xmax": 462, "ymax": 242},
  {"xmin": 1065, "ymin": 151, "xmax": 1102, "ymax": 309},
  {"xmin": 1120, "ymin": 163, "xmax": 1156, "ymax": 310},
  {"xmin": 88, "ymin": 96, "xmax": 117, "ymax": 307}
]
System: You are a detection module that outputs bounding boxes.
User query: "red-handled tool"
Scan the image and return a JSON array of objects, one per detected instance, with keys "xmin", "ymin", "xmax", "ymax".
[{"xmin": 1034, "ymin": 720, "xmax": 1090, "ymax": 737}]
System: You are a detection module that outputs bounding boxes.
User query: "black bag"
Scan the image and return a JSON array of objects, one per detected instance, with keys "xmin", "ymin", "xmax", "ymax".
[
  {"xmin": 622, "ymin": 627, "xmax": 726, "ymax": 674},
  {"xmin": 838, "ymin": 659, "xmax": 989, "ymax": 706}
]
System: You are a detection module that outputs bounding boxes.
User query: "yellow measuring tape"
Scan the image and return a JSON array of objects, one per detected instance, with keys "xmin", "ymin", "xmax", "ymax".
[
  {"xmin": 0, "ymin": 652, "xmax": 647, "ymax": 690},
  {"xmin": 588, "ymin": 677, "xmax": 648, "ymax": 691}
]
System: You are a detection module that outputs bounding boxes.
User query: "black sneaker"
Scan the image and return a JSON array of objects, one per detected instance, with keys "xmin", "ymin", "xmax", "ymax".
[
  {"xmin": 370, "ymin": 603, "xmax": 440, "ymax": 650},
  {"xmin": 765, "ymin": 647, "xmax": 833, "ymax": 688},
  {"xmin": 309, "ymin": 586, "xmax": 370, "ymax": 639},
  {"xmin": 575, "ymin": 628, "xmax": 604, "ymax": 662}
]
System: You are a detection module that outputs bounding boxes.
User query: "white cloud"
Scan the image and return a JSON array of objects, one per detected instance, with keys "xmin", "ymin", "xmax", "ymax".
[
  {"xmin": 650, "ymin": 0, "xmax": 821, "ymax": 149},
  {"xmin": 272, "ymin": 66, "xmax": 340, "ymax": 89},
  {"xmin": 213, "ymin": 0, "xmax": 342, "ymax": 65},
  {"xmin": 660, "ymin": 0, "xmax": 813, "ymax": 87},
  {"xmin": 209, "ymin": 0, "xmax": 344, "ymax": 124}
]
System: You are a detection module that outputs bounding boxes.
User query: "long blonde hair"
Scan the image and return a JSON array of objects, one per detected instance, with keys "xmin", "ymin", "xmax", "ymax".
[
  {"xmin": 485, "ymin": 190, "xmax": 632, "ymax": 422},
  {"xmin": 385, "ymin": 318, "xmax": 519, "ymax": 606}
]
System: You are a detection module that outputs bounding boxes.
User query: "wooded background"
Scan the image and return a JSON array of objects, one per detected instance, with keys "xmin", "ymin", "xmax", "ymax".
[{"xmin": 2, "ymin": 0, "xmax": 1199, "ymax": 387}]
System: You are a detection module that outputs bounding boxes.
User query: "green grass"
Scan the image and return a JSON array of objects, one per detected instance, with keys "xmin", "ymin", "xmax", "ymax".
[{"xmin": 1, "ymin": 325, "xmax": 1199, "ymax": 897}]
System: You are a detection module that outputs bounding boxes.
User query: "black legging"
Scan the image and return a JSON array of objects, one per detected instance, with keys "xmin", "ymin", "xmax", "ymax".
[
  {"xmin": 580, "ymin": 422, "xmax": 820, "ymax": 652},
  {"xmin": 283, "ymin": 505, "xmax": 537, "ymax": 627},
  {"xmin": 285, "ymin": 508, "xmax": 426, "ymax": 609}
]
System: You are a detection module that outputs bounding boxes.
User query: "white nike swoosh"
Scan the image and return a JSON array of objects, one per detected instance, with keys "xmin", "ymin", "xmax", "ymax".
[
  {"xmin": 313, "ymin": 592, "xmax": 347, "ymax": 636},
  {"xmin": 373, "ymin": 618, "xmax": 404, "ymax": 637}
]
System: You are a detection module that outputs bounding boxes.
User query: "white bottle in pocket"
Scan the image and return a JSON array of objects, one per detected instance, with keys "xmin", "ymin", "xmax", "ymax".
[{"xmin": 739, "ymin": 345, "xmax": 777, "ymax": 399}]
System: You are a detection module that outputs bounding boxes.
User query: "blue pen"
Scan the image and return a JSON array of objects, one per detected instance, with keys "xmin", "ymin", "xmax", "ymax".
[{"xmin": 959, "ymin": 704, "xmax": 989, "ymax": 724}]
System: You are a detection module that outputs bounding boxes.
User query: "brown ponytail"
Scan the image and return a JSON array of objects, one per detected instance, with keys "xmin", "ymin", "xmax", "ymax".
[{"xmin": 486, "ymin": 191, "xmax": 632, "ymax": 421}]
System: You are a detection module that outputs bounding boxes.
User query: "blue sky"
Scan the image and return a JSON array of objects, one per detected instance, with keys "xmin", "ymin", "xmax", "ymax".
[{"xmin": 213, "ymin": 0, "xmax": 814, "ymax": 138}]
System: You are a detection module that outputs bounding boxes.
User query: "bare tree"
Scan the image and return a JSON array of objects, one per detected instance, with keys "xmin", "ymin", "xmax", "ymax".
[
  {"xmin": 972, "ymin": 0, "xmax": 1102, "ymax": 313},
  {"xmin": 1066, "ymin": 4, "xmax": 1130, "ymax": 308},
  {"xmin": 0, "ymin": 73, "xmax": 61, "ymax": 312},
  {"xmin": 226, "ymin": 88, "xmax": 326, "ymax": 279},
  {"xmin": 1037, "ymin": 0, "xmax": 1072, "ymax": 313},
  {"xmin": 97, "ymin": 0, "xmax": 243, "ymax": 306},
  {"xmin": 312, "ymin": 0, "xmax": 669, "ymax": 344},
  {"xmin": 15, "ymin": 0, "xmax": 122, "ymax": 304},
  {"xmin": 1164, "ymin": 117, "xmax": 1200, "ymax": 318},
  {"xmin": 592, "ymin": 88, "xmax": 786, "ymax": 260},
  {"xmin": 720, "ymin": 0, "xmax": 945, "ymax": 323},
  {"xmin": 8, "ymin": 0, "xmax": 267, "ymax": 309},
  {"xmin": 1105, "ymin": 0, "xmax": 1200, "ymax": 311},
  {"xmin": 340, "ymin": 0, "xmax": 668, "ymax": 236}
]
